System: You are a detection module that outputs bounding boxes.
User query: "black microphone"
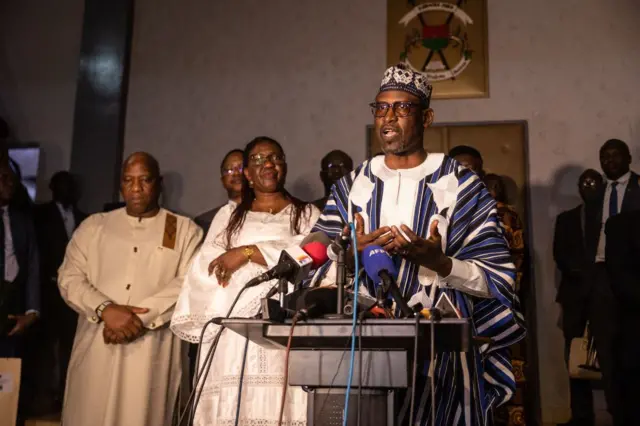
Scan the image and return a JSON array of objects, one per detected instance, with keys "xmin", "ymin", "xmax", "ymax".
[
  {"xmin": 362, "ymin": 245, "xmax": 413, "ymax": 318},
  {"xmin": 328, "ymin": 232, "xmax": 350, "ymax": 262},
  {"xmin": 246, "ymin": 243, "xmax": 317, "ymax": 288},
  {"xmin": 379, "ymin": 270, "xmax": 413, "ymax": 318}
]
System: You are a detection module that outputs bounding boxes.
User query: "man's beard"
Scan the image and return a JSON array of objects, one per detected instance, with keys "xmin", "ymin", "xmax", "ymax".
[{"xmin": 381, "ymin": 138, "xmax": 422, "ymax": 156}]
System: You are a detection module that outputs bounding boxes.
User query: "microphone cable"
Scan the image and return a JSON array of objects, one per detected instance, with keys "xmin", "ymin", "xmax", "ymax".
[
  {"xmin": 277, "ymin": 315, "xmax": 299, "ymax": 426},
  {"xmin": 177, "ymin": 279, "xmax": 279, "ymax": 425},
  {"xmin": 357, "ymin": 313, "xmax": 364, "ymax": 426},
  {"xmin": 342, "ymin": 222, "xmax": 359, "ymax": 426},
  {"xmin": 408, "ymin": 313, "xmax": 419, "ymax": 426},
  {"xmin": 178, "ymin": 322, "xmax": 222, "ymax": 426},
  {"xmin": 430, "ymin": 311, "xmax": 437, "ymax": 426},
  {"xmin": 234, "ymin": 337, "xmax": 250, "ymax": 426}
]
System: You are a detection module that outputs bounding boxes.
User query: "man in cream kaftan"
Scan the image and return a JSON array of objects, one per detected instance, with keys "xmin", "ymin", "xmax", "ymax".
[
  {"xmin": 58, "ymin": 153, "xmax": 202, "ymax": 426},
  {"xmin": 59, "ymin": 208, "xmax": 201, "ymax": 425}
]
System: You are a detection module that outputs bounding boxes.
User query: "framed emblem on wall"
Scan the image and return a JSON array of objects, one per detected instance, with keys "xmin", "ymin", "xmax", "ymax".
[{"xmin": 387, "ymin": 0, "xmax": 489, "ymax": 99}]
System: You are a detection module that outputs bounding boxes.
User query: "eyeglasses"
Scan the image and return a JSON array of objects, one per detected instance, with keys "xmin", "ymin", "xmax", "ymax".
[
  {"xmin": 369, "ymin": 101, "xmax": 422, "ymax": 118},
  {"xmin": 580, "ymin": 179, "xmax": 600, "ymax": 189},
  {"xmin": 323, "ymin": 162, "xmax": 350, "ymax": 172},
  {"xmin": 249, "ymin": 153, "xmax": 286, "ymax": 167},
  {"xmin": 222, "ymin": 165, "xmax": 243, "ymax": 176}
]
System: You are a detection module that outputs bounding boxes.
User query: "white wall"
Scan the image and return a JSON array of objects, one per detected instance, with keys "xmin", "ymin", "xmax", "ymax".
[
  {"xmin": 0, "ymin": 0, "xmax": 84, "ymax": 201},
  {"xmin": 123, "ymin": 0, "xmax": 639, "ymax": 422}
]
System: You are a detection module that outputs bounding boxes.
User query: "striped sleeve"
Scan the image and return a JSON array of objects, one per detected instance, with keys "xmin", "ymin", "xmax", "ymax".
[{"xmin": 447, "ymin": 169, "xmax": 525, "ymax": 340}]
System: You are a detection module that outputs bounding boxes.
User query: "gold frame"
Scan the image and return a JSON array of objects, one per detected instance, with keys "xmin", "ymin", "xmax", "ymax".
[{"xmin": 386, "ymin": 0, "xmax": 489, "ymax": 99}]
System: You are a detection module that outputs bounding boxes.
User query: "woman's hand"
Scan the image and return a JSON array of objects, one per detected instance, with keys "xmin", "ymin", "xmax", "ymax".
[{"xmin": 208, "ymin": 247, "xmax": 250, "ymax": 287}]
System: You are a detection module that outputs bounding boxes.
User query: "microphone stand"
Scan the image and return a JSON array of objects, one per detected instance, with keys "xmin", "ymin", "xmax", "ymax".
[
  {"xmin": 326, "ymin": 234, "xmax": 350, "ymax": 319},
  {"xmin": 278, "ymin": 277, "xmax": 288, "ymax": 309}
]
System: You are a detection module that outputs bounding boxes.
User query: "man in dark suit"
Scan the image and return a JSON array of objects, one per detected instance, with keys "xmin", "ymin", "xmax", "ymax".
[
  {"xmin": 583, "ymin": 139, "xmax": 639, "ymax": 425},
  {"xmin": 0, "ymin": 162, "xmax": 40, "ymax": 353},
  {"xmin": 33, "ymin": 171, "xmax": 86, "ymax": 411},
  {"xmin": 554, "ymin": 169, "xmax": 604, "ymax": 426},
  {"xmin": 606, "ymin": 209, "xmax": 640, "ymax": 425},
  {"xmin": 0, "ymin": 160, "xmax": 40, "ymax": 424},
  {"xmin": 194, "ymin": 149, "xmax": 243, "ymax": 235}
]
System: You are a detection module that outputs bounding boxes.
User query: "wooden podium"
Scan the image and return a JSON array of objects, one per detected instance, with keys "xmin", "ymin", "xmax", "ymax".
[
  {"xmin": 0, "ymin": 358, "xmax": 21, "ymax": 426},
  {"xmin": 222, "ymin": 317, "xmax": 471, "ymax": 426}
]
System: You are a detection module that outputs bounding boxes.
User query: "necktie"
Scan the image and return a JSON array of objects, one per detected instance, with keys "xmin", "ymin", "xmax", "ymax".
[{"xmin": 609, "ymin": 182, "xmax": 619, "ymax": 217}]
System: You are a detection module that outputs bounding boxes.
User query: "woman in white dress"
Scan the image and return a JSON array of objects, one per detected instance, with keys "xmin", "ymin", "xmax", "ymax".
[{"xmin": 171, "ymin": 136, "xmax": 320, "ymax": 426}]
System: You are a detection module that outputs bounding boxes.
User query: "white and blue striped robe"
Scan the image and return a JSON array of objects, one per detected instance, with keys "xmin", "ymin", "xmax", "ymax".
[{"xmin": 311, "ymin": 154, "xmax": 526, "ymax": 426}]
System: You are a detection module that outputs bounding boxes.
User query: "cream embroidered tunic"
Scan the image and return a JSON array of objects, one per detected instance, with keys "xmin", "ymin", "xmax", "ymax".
[{"xmin": 58, "ymin": 208, "xmax": 202, "ymax": 426}]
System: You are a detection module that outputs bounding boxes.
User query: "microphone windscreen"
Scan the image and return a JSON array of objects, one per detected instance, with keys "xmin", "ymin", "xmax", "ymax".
[
  {"xmin": 302, "ymin": 241, "xmax": 329, "ymax": 268},
  {"xmin": 300, "ymin": 231, "xmax": 332, "ymax": 247},
  {"xmin": 362, "ymin": 245, "xmax": 398, "ymax": 284}
]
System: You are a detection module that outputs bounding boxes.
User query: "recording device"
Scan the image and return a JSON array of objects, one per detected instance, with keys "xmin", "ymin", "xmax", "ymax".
[
  {"xmin": 434, "ymin": 292, "xmax": 461, "ymax": 318},
  {"xmin": 261, "ymin": 287, "xmax": 336, "ymax": 322},
  {"xmin": 262, "ymin": 287, "xmax": 376, "ymax": 322},
  {"xmin": 362, "ymin": 245, "xmax": 413, "ymax": 318},
  {"xmin": 294, "ymin": 287, "xmax": 338, "ymax": 321}
]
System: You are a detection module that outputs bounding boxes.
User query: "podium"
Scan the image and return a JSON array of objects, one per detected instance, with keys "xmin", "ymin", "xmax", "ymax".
[{"xmin": 222, "ymin": 317, "xmax": 471, "ymax": 426}]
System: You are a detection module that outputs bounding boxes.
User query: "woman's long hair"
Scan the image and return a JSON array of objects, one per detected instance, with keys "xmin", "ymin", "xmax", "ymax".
[{"xmin": 224, "ymin": 136, "xmax": 310, "ymax": 248}]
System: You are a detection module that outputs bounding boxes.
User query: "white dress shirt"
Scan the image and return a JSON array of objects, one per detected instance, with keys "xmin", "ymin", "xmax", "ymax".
[
  {"xmin": 373, "ymin": 156, "xmax": 490, "ymax": 298},
  {"xmin": 56, "ymin": 202, "xmax": 76, "ymax": 239},
  {"xmin": 3, "ymin": 206, "xmax": 39, "ymax": 316},
  {"xmin": 595, "ymin": 171, "xmax": 631, "ymax": 262},
  {"xmin": 2, "ymin": 206, "xmax": 19, "ymax": 282}
]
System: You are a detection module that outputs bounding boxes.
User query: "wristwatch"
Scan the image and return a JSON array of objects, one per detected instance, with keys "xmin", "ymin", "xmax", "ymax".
[
  {"xmin": 96, "ymin": 301, "xmax": 114, "ymax": 320},
  {"xmin": 242, "ymin": 246, "xmax": 256, "ymax": 262}
]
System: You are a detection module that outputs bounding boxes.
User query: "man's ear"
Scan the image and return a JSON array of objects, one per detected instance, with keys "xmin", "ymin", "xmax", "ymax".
[{"xmin": 423, "ymin": 108, "xmax": 434, "ymax": 129}]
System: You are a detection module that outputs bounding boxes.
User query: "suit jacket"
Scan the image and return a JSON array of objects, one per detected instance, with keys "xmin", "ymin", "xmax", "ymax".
[
  {"xmin": 553, "ymin": 204, "xmax": 598, "ymax": 338},
  {"xmin": 554, "ymin": 205, "xmax": 588, "ymax": 304},
  {"xmin": 605, "ymin": 210, "xmax": 640, "ymax": 364},
  {"xmin": 2, "ymin": 204, "xmax": 40, "ymax": 316},
  {"xmin": 194, "ymin": 204, "xmax": 224, "ymax": 236},
  {"xmin": 585, "ymin": 171, "xmax": 640, "ymax": 261},
  {"xmin": 34, "ymin": 202, "xmax": 86, "ymax": 319},
  {"xmin": 35, "ymin": 202, "xmax": 86, "ymax": 282}
]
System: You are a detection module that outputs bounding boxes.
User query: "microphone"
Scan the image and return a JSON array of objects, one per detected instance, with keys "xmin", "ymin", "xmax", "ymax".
[
  {"xmin": 301, "ymin": 241, "xmax": 329, "ymax": 272},
  {"xmin": 246, "ymin": 242, "xmax": 329, "ymax": 290},
  {"xmin": 328, "ymin": 233, "xmax": 350, "ymax": 262},
  {"xmin": 300, "ymin": 231, "xmax": 330, "ymax": 247},
  {"xmin": 260, "ymin": 241, "xmax": 330, "ymax": 301},
  {"xmin": 297, "ymin": 231, "xmax": 350, "ymax": 316},
  {"xmin": 300, "ymin": 231, "xmax": 345, "ymax": 262},
  {"xmin": 362, "ymin": 245, "xmax": 413, "ymax": 318}
]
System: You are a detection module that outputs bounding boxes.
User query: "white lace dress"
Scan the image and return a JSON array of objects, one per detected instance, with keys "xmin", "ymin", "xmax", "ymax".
[{"xmin": 171, "ymin": 202, "xmax": 320, "ymax": 426}]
